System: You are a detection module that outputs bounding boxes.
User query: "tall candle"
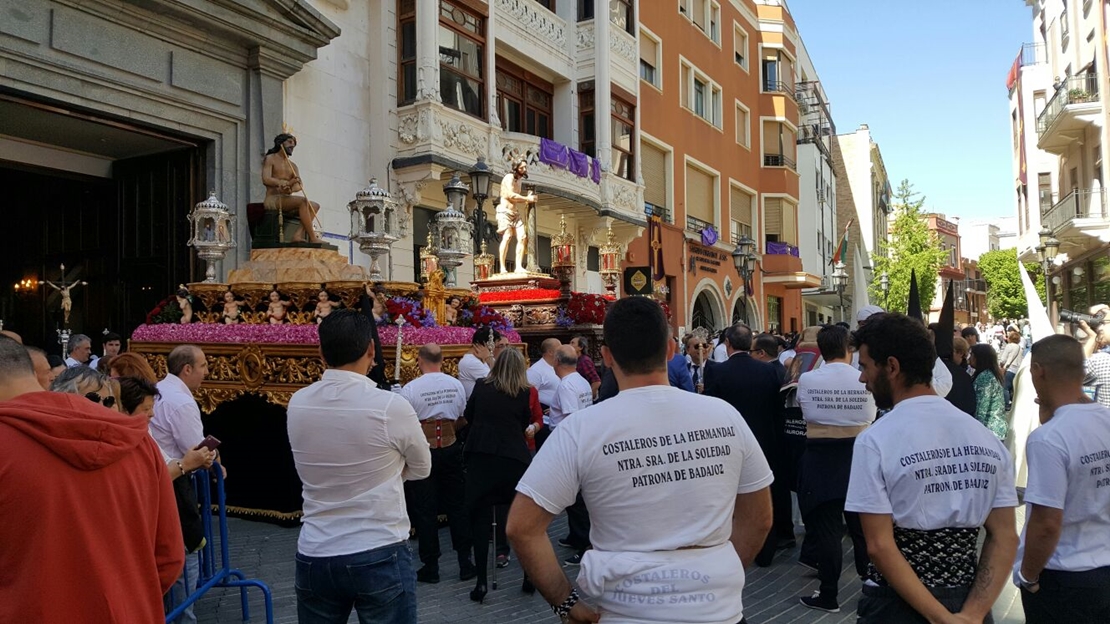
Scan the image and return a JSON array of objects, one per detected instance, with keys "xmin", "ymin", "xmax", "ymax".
[{"xmin": 395, "ymin": 317, "xmax": 405, "ymax": 383}]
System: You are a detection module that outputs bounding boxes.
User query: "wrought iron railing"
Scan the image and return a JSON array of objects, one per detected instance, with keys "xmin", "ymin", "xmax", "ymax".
[
  {"xmin": 686, "ymin": 215, "xmax": 713, "ymax": 233},
  {"xmin": 645, "ymin": 203, "xmax": 671, "ymax": 223},
  {"xmin": 762, "ymin": 79, "xmax": 795, "ymax": 99},
  {"xmin": 1036, "ymin": 73, "xmax": 1100, "ymax": 135},
  {"xmin": 1043, "ymin": 188, "xmax": 1107, "ymax": 233},
  {"xmin": 764, "ymin": 154, "xmax": 797, "ymax": 170},
  {"xmin": 1019, "ymin": 42, "xmax": 1046, "ymax": 67}
]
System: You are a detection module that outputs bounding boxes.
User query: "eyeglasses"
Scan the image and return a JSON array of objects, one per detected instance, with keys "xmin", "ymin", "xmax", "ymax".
[{"xmin": 85, "ymin": 392, "xmax": 117, "ymax": 408}]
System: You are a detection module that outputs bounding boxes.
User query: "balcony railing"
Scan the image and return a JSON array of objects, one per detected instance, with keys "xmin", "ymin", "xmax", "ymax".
[
  {"xmin": 686, "ymin": 215, "xmax": 714, "ymax": 233},
  {"xmin": 645, "ymin": 203, "xmax": 671, "ymax": 223},
  {"xmin": 1036, "ymin": 74, "xmax": 1100, "ymax": 135},
  {"xmin": 764, "ymin": 154, "xmax": 797, "ymax": 170},
  {"xmin": 1019, "ymin": 43, "xmax": 1046, "ymax": 67},
  {"xmin": 1043, "ymin": 188, "xmax": 1108, "ymax": 233},
  {"xmin": 762, "ymin": 80, "xmax": 795, "ymax": 99}
]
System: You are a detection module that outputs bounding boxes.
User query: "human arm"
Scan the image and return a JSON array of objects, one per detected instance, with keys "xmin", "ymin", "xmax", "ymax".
[
  {"xmin": 389, "ymin": 398, "xmax": 431, "ymax": 480},
  {"xmin": 669, "ymin": 357, "xmax": 695, "ymax": 392},
  {"xmin": 859, "ymin": 513, "xmax": 961, "ymax": 624},
  {"xmin": 1017, "ymin": 436, "xmax": 1067, "ymax": 585},
  {"xmin": 1079, "ymin": 320, "xmax": 1098, "ymax": 357},
  {"xmin": 730, "ymin": 489, "xmax": 772, "ymax": 567},
  {"xmin": 1017, "ymin": 504, "xmax": 1063, "ymax": 586},
  {"xmin": 261, "ymin": 156, "xmax": 288, "ymax": 190},
  {"xmin": 526, "ymin": 387, "xmax": 543, "ymax": 439},
  {"xmin": 958, "ymin": 506, "xmax": 1018, "ymax": 621}
]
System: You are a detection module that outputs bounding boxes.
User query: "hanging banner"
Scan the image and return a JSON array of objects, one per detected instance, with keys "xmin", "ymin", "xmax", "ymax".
[{"xmin": 649, "ymin": 214, "xmax": 665, "ymax": 282}]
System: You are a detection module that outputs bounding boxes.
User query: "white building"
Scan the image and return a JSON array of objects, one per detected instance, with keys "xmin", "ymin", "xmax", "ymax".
[{"xmin": 960, "ymin": 218, "xmax": 1003, "ymax": 262}]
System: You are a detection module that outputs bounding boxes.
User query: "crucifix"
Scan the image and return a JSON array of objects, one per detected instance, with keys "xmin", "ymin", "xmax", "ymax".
[{"xmin": 44, "ymin": 263, "xmax": 88, "ymax": 326}]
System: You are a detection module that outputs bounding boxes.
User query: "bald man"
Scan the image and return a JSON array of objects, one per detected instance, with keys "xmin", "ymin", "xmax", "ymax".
[
  {"xmin": 24, "ymin": 346, "xmax": 55, "ymax": 390},
  {"xmin": 0, "ymin": 330, "xmax": 22, "ymax": 344},
  {"xmin": 527, "ymin": 338, "xmax": 561, "ymax": 411}
]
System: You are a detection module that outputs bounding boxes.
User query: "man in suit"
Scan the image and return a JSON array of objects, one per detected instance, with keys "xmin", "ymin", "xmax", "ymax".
[
  {"xmin": 666, "ymin": 332, "xmax": 695, "ymax": 392},
  {"xmin": 704, "ymin": 323, "xmax": 790, "ymax": 565},
  {"xmin": 752, "ymin": 333, "xmax": 787, "ymax": 386}
]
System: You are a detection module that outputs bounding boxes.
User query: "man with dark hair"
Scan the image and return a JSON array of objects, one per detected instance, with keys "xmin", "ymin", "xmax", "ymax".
[
  {"xmin": 508, "ymin": 297, "xmax": 773, "ymax": 624},
  {"xmin": 845, "ymin": 313, "xmax": 1018, "ymax": 623},
  {"xmin": 795, "ymin": 325, "xmax": 874, "ymax": 612},
  {"xmin": 0, "ymin": 336, "xmax": 184, "ymax": 622},
  {"xmin": 102, "ymin": 331, "xmax": 123, "ymax": 358},
  {"xmin": 288, "ymin": 310, "xmax": 430, "ymax": 623},
  {"xmin": 399, "ymin": 343, "xmax": 474, "ymax": 584},
  {"xmin": 262, "ymin": 133, "xmax": 321, "ymax": 244},
  {"xmin": 570, "ymin": 335, "xmax": 602, "ymax": 398},
  {"xmin": 752, "ymin": 333, "xmax": 786, "ymax": 385},
  {"xmin": 65, "ymin": 333, "xmax": 93, "ymax": 368},
  {"xmin": 1015, "ymin": 334, "xmax": 1110, "ymax": 623},
  {"xmin": 459, "ymin": 326, "xmax": 499, "ymax": 399},
  {"xmin": 961, "ymin": 326, "xmax": 979, "ymax": 346},
  {"xmin": 704, "ymin": 322, "xmax": 786, "ymax": 566}
]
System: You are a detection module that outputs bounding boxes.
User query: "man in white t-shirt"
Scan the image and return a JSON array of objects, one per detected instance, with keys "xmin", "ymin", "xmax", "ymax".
[
  {"xmin": 526, "ymin": 338, "xmax": 561, "ymax": 411},
  {"xmin": 1015, "ymin": 334, "xmax": 1110, "ymax": 623},
  {"xmin": 795, "ymin": 324, "xmax": 875, "ymax": 613},
  {"xmin": 845, "ymin": 312, "xmax": 1018, "ymax": 623},
  {"xmin": 507, "ymin": 297, "xmax": 774, "ymax": 624},
  {"xmin": 855, "ymin": 305, "xmax": 953, "ymax": 399},
  {"xmin": 287, "ymin": 310, "xmax": 430, "ymax": 623},
  {"xmin": 399, "ymin": 343, "xmax": 475, "ymax": 584},
  {"xmin": 548, "ymin": 344, "xmax": 596, "ymax": 564},
  {"xmin": 458, "ymin": 327, "xmax": 498, "ymax": 400}
]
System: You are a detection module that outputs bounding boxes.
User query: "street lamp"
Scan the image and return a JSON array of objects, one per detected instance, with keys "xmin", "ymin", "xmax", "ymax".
[
  {"xmin": 832, "ymin": 261, "xmax": 848, "ymax": 323},
  {"xmin": 731, "ymin": 235, "xmax": 756, "ymax": 281},
  {"xmin": 468, "ymin": 157, "xmax": 493, "ymax": 256},
  {"xmin": 880, "ymin": 271, "xmax": 890, "ymax": 308},
  {"xmin": 1036, "ymin": 227, "xmax": 1061, "ymax": 308}
]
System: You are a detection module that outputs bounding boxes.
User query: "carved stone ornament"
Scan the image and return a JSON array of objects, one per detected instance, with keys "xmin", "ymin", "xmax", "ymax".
[
  {"xmin": 437, "ymin": 117, "xmax": 488, "ymax": 159},
  {"xmin": 610, "ymin": 29, "xmax": 637, "ymax": 64},
  {"xmin": 577, "ymin": 23, "xmax": 595, "ymax": 52},
  {"xmin": 497, "ymin": 0, "xmax": 566, "ymax": 47}
]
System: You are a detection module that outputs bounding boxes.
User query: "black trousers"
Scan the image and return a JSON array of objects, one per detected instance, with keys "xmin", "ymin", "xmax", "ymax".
[
  {"xmin": 565, "ymin": 492, "xmax": 591, "ymax": 551},
  {"xmin": 858, "ymin": 584, "xmax": 993, "ymax": 624},
  {"xmin": 801, "ymin": 499, "xmax": 867, "ymax": 601},
  {"xmin": 403, "ymin": 443, "xmax": 470, "ymax": 568},
  {"xmin": 464, "ymin": 453, "xmax": 527, "ymax": 587},
  {"xmin": 1021, "ymin": 566, "xmax": 1110, "ymax": 624}
]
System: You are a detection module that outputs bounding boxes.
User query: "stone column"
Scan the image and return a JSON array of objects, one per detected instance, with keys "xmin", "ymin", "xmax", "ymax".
[
  {"xmin": 416, "ymin": 0, "xmax": 440, "ymax": 102},
  {"xmin": 594, "ymin": 0, "xmax": 613, "ymax": 179}
]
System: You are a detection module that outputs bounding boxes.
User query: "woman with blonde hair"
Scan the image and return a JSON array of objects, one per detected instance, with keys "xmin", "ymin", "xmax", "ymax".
[{"xmin": 462, "ymin": 347, "xmax": 536, "ymax": 603}]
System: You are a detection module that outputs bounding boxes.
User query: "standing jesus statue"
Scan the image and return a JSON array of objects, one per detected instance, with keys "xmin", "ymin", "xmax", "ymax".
[{"xmin": 496, "ymin": 160, "xmax": 535, "ymax": 274}]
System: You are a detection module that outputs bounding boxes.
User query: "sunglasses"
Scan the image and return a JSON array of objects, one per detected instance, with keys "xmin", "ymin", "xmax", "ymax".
[{"xmin": 85, "ymin": 392, "xmax": 117, "ymax": 409}]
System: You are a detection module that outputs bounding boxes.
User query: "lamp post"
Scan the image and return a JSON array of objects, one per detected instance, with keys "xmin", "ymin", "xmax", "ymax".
[
  {"xmin": 468, "ymin": 157, "xmax": 493, "ymax": 257},
  {"xmin": 731, "ymin": 236, "xmax": 757, "ymax": 321},
  {"xmin": 1037, "ymin": 226, "xmax": 1061, "ymax": 308},
  {"xmin": 347, "ymin": 178, "xmax": 406, "ymax": 281},
  {"xmin": 832, "ymin": 261, "xmax": 848, "ymax": 323},
  {"xmin": 880, "ymin": 271, "xmax": 890, "ymax": 308},
  {"xmin": 436, "ymin": 173, "xmax": 474, "ymax": 287},
  {"xmin": 598, "ymin": 225, "xmax": 623, "ymax": 297}
]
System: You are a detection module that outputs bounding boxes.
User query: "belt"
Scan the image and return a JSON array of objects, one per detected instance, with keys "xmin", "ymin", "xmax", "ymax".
[
  {"xmin": 421, "ymin": 419, "xmax": 457, "ymax": 449},
  {"xmin": 867, "ymin": 526, "xmax": 980, "ymax": 588},
  {"xmin": 806, "ymin": 423, "xmax": 869, "ymax": 439}
]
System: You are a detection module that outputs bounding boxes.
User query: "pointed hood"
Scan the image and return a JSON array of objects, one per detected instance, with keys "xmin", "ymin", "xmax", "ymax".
[
  {"xmin": 0, "ymin": 392, "xmax": 151, "ymax": 470},
  {"xmin": 935, "ymin": 280, "xmax": 955, "ymax": 360},
  {"xmin": 907, "ymin": 268, "xmax": 923, "ymax": 321}
]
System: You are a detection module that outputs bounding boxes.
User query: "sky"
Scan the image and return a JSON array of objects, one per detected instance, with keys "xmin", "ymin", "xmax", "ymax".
[{"xmin": 790, "ymin": 0, "xmax": 1033, "ymax": 220}]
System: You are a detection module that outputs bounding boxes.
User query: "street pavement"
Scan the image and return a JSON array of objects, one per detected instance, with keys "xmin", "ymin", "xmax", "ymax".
[{"xmin": 192, "ymin": 509, "xmax": 1026, "ymax": 624}]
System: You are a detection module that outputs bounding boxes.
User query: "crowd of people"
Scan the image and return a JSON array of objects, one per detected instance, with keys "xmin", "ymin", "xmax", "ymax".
[{"xmin": 1, "ymin": 295, "xmax": 1108, "ymax": 624}]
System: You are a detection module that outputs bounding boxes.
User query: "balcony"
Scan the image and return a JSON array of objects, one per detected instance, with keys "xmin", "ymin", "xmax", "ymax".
[
  {"xmin": 1043, "ymin": 189, "xmax": 1109, "ymax": 243},
  {"xmin": 764, "ymin": 154, "xmax": 797, "ymax": 170},
  {"xmin": 686, "ymin": 215, "xmax": 713, "ymax": 233},
  {"xmin": 762, "ymin": 80, "xmax": 795, "ymax": 100},
  {"xmin": 1019, "ymin": 43, "xmax": 1046, "ymax": 67},
  {"xmin": 1036, "ymin": 74, "xmax": 1102, "ymax": 154},
  {"xmin": 762, "ymin": 241, "xmax": 821, "ymax": 288}
]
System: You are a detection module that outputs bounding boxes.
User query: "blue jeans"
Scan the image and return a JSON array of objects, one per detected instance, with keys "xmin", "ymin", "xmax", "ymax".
[
  {"xmin": 165, "ymin": 550, "xmax": 200, "ymax": 623},
  {"xmin": 295, "ymin": 542, "xmax": 417, "ymax": 624}
]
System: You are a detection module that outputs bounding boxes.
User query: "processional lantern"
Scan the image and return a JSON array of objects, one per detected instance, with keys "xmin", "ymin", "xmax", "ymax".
[
  {"xmin": 187, "ymin": 191, "xmax": 236, "ymax": 283},
  {"xmin": 348, "ymin": 178, "xmax": 407, "ymax": 281}
]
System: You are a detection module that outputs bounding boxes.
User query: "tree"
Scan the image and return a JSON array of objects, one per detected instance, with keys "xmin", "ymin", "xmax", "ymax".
[
  {"xmin": 978, "ymin": 249, "xmax": 1047, "ymax": 319},
  {"xmin": 869, "ymin": 180, "xmax": 949, "ymax": 312}
]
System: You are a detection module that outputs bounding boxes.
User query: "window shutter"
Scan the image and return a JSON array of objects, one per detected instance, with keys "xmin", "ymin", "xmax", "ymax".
[
  {"xmin": 781, "ymin": 200, "xmax": 797, "ymax": 245},
  {"xmin": 730, "ymin": 186, "xmax": 752, "ymax": 230},
  {"xmin": 764, "ymin": 197, "xmax": 782, "ymax": 238},
  {"xmin": 640, "ymin": 35, "xmax": 657, "ymax": 66},
  {"xmin": 685, "ymin": 165, "xmax": 714, "ymax": 223},
  {"xmin": 643, "ymin": 144, "xmax": 667, "ymax": 208}
]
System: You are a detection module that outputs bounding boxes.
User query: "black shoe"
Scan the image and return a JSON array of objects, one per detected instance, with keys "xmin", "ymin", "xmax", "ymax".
[
  {"xmin": 558, "ymin": 536, "xmax": 574, "ymax": 548},
  {"xmin": 458, "ymin": 560, "xmax": 477, "ymax": 582},
  {"xmin": 521, "ymin": 577, "xmax": 535, "ymax": 595},
  {"xmin": 416, "ymin": 565, "xmax": 440, "ymax": 584},
  {"xmin": 564, "ymin": 552, "xmax": 583, "ymax": 566},
  {"xmin": 469, "ymin": 584, "xmax": 487, "ymax": 604},
  {"xmin": 800, "ymin": 592, "xmax": 840, "ymax": 613},
  {"xmin": 495, "ymin": 554, "xmax": 510, "ymax": 568}
]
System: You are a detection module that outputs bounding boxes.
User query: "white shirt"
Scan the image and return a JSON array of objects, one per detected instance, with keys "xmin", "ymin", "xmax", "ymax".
[
  {"xmin": 546, "ymin": 371, "xmax": 593, "ymax": 428},
  {"xmin": 685, "ymin": 355, "xmax": 708, "ymax": 387},
  {"xmin": 457, "ymin": 353, "xmax": 489, "ymax": 400},
  {"xmin": 846, "ymin": 395, "xmax": 1018, "ymax": 530},
  {"xmin": 526, "ymin": 359, "xmax": 561, "ymax": 407},
  {"xmin": 797, "ymin": 362, "xmax": 876, "ymax": 427},
  {"xmin": 1016, "ymin": 402, "xmax": 1110, "ymax": 574},
  {"xmin": 65, "ymin": 355, "xmax": 97, "ymax": 368},
  {"xmin": 399, "ymin": 372, "xmax": 466, "ymax": 421},
  {"xmin": 150, "ymin": 374, "xmax": 205, "ymax": 460},
  {"xmin": 517, "ymin": 386, "xmax": 773, "ymax": 624},
  {"xmin": 778, "ymin": 349, "xmax": 796, "ymax": 366},
  {"xmin": 712, "ymin": 342, "xmax": 729, "ymax": 363},
  {"xmin": 288, "ymin": 369, "xmax": 431, "ymax": 557}
]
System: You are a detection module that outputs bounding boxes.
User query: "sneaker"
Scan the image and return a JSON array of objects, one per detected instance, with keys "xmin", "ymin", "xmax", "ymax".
[
  {"xmin": 415, "ymin": 566, "xmax": 440, "ymax": 584},
  {"xmin": 557, "ymin": 537, "xmax": 575, "ymax": 548},
  {"xmin": 564, "ymin": 552, "xmax": 583, "ymax": 566},
  {"xmin": 495, "ymin": 554, "xmax": 510, "ymax": 568},
  {"xmin": 800, "ymin": 592, "xmax": 840, "ymax": 613}
]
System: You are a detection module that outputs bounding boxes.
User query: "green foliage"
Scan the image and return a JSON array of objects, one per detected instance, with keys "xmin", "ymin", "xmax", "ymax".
[
  {"xmin": 978, "ymin": 249, "xmax": 1047, "ymax": 319},
  {"xmin": 868, "ymin": 180, "xmax": 950, "ymax": 312}
]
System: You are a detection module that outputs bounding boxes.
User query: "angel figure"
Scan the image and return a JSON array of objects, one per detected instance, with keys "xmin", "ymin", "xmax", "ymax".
[
  {"xmin": 176, "ymin": 286, "xmax": 194, "ymax": 324},
  {"xmin": 45, "ymin": 277, "xmax": 88, "ymax": 325},
  {"xmin": 222, "ymin": 290, "xmax": 245, "ymax": 324},
  {"xmin": 267, "ymin": 290, "xmax": 291, "ymax": 324},
  {"xmin": 314, "ymin": 290, "xmax": 341, "ymax": 324},
  {"xmin": 444, "ymin": 296, "xmax": 462, "ymax": 326}
]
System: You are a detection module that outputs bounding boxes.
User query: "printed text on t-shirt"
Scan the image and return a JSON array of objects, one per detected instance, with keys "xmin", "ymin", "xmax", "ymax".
[
  {"xmin": 601, "ymin": 427, "xmax": 737, "ymax": 488},
  {"xmin": 902, "ymin": 445, "xmax": 1003, "ymax": 495}
]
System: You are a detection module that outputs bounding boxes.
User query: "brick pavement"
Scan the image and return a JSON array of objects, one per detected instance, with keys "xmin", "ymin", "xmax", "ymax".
[{"xmin": 192, "ymin": 510, "xmax": 1026, "ymax": 624}]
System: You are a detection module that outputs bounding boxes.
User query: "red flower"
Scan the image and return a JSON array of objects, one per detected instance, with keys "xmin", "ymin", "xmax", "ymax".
[{"xmin": 478, "ymin": 289, "xmax": 561, "ymax": 303}]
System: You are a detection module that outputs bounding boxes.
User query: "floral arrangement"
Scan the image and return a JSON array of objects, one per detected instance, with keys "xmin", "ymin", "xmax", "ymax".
[
  {"xmin": 565, "ymin": 292, "xmax": 610, "ymax": 325},
  {"xmin": 478, "ymin": 288, "xmax": 561, "ymax": 303},
  {"xmin": 385, "ymin": 296, "xmax": 436, "ymax": 328},
  {"xmin": 146, "ymin": 296, "xmax": 183, "ymax": 325},
  {"xmin": 131, "ymin": 321, "xmax": 520, "ymax": 345}
]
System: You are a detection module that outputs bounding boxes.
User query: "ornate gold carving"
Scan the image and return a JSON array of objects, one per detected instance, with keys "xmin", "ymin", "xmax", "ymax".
[
  {"xmin": 238, "ymin": 344, "xmax": 267, "ymax": 390},
  {"xmin": 187, "ymin": 282, "xmax": 227, "ymax": 311},
  {"xmin": 524, "ymin": 304, "xmax": 558, "ymax": 326},
  {"xmin": 231, "ymin": 283, "xmax": 274, "ymax": 310},
  {"xmin": 325, "ymin": 280, "xmax": 364, "ymax": 309},
  {"xmin": 278, "ymin": 282, "xmax": 323, "ymax": 310}
]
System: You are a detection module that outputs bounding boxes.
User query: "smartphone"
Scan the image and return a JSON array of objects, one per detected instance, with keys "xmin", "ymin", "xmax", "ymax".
[{"xmin": 194, "ymin": 435, "xmax": 221, "ymax": 452}]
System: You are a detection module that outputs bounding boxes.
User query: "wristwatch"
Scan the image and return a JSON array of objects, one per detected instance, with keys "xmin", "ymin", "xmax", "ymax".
[
  {"xmin": 1017, "ymin": 570, "xmax": 1040, "ymax": 592},
  {"xmin": 551, "ymin": 588, "xmax": 580, "ymax": 622}
]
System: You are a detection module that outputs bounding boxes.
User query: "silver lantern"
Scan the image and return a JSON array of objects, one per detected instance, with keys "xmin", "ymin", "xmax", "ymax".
[
  {"xmin": 187, "ymin": 191, "xmax": 236, "ymax": 283},
  {"xmin": 435, "ymin": 173, "xmax": 474, "ymax": 287},
  {"xmin": 347, "ymin": 178, "xmax": 407, "ymax": 281}
]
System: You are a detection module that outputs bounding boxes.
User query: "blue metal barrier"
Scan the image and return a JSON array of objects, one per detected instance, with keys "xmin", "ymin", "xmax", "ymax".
[{"xmin": 165, "ymin": 463, "xmax": 274, "ymax": 623}]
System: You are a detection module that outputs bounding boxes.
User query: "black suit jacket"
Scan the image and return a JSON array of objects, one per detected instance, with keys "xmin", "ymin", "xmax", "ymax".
[
  {"xmin": 462, "ymin": 381, "xmax": 533, "ymax": 466},
  {"xmin": 704, "ymin": 353, "xmax": 784, "ymax": 457}
]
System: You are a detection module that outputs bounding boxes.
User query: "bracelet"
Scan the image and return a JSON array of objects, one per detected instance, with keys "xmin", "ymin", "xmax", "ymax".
[
  {"xmin": 1017, "ymin": 570, "xmax": 1040, "ymax": 586},
  {"xmin": 551, "ymin": 588, "xmax": 580, "ymax": 620},
  {"xmin": 175, "ymin": 460, "xmax": 186, "ymax": 477}
]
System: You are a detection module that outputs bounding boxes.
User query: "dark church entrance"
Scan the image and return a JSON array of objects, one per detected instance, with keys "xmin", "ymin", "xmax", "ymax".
[{"xmin": 0, "ymin": 97, "xmax": 205, "ymax": 355}]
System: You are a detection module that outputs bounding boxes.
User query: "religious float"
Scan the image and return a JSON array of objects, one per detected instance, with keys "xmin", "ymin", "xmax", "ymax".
[{"xmin": 130, "ymin": 154, "xmax": 636, "ymax": 523}]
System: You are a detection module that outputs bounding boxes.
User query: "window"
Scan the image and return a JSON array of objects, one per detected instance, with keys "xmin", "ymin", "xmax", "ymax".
[
  {"xmin": 733, "ymin": 23, "xmax": 749, "ymax": 69},
  {"xmin": 639, "ymin": 30, "xmax": 661, "ymax": 88},
  {"xmin": 761, "ymin": 49, "xmax": 794, "ymax": 95},
  {"xmin": 709, "ymin": 2, "xmax": 720, "ymax": 43},
  {"xmin": 579, "ymin": 85, "xmax": 595, "ymax": 157},
  {"xmin": 685, "ymin": 162, "xmax": 716, "ymax": 228},
  {"xmin": 611, "ymin": 97, "xmax": 635, "ymax": 181},
  {"xmin": 680, "ymin": 60, "xmax": 722, "ymax": 128},
  {"xmin": 643, "ymin": 142, "xmax": 669, "ymax": 221},
  {"xmin": 398, "ymin": 0, "xmax": 417, "ymax": 104},
  {"xmin": 1038, "ymin": 173, "xmax": 1053, "ymax": 213},
  {"xmin": 536, "ymin": 0, "xmax": 554, "ymax": 11},
  {"xmin": 762, "ymin": 120, "xmax": 797, "ymax": 169},
  {"xmin": 766, "ymin": 296, "xmax": 782, "ymax": 333},
  {"xmin": 763, "ymin": 197, "xmax": 797, "ymax": 245},
  {"xmin": 693, "ymin": 78, "xmax": 706, "ymax": 116},
  {"xmin": 735, "ymin": 102, "xmax": 750, "ymax": 147},
  {"xmin": 682, "ymin": 0, "xmax": 719, "ymax": 43},
  {"xmin": 730, "ymin": 185, "xmax": 753, "ymax": 243},
  {"xmin": 495, "ymin": 59, "xmax": 554, "ymax": 138},
  {"xmin": 692, "ymin": 0, "xmax": 706, "ymax": 30},
  {"xmin": 439, "ymin": 1, "xmax": 485, "ymax": 118},
  {"xmin": 578, "ymin": 0, "xmax": 593, "ymax": 21},
  {"xmin": 611, "ymin": 0, "xmax": 634, "ymax": 35}
]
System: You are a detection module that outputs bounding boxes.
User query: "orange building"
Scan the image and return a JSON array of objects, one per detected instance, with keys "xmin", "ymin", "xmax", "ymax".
[{"xmin": 629, "ymin": 0, "xmax": 804, "ymax": 334}]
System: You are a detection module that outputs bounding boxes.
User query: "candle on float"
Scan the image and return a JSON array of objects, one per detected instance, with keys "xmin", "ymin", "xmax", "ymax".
[{"xmin": 394, "ymin": 316, "xmax": 405, "ymax": 382}]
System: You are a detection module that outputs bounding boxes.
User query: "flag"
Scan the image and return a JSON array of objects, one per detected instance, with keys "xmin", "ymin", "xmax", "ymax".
[
  {"xmin": 649, "ymin": 213, "xmax": 665, "ymax": 282},
  {"xmin": 907, "ymin": 268, "xmax": 923, "ymax": 321},
  {"xmin": 830, "ymin": 218, "xmax": 853, "ymax": 265}
]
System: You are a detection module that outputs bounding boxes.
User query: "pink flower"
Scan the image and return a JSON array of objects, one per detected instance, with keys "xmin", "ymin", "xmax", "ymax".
[{"xmin": 130, "ymin": 323, "xmax": 521, "ymax": 346}]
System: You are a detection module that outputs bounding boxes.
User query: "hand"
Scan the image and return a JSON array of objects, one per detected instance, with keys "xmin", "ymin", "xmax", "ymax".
[
  {"xmin": 568, "ymin": 601, "xmax": 600, "ymax": 623},
  {"xmin": 181, "ymin": 448, "xmax": 214, "ymax": 473},
  {"xmin": 525, "ymin": 424, "xmax": 536, "ymax": 440}
]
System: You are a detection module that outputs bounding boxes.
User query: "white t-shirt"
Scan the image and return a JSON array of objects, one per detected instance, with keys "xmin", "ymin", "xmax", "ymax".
[
  {"xmin": 457, "ymin": 353, "xmax": 489, "ymax": 400},
  {"xmin": 712, "ymin": 341, "xmax": 729, "ymax": 363},
  {"xmin": 778, "ymin": 349, "xmax": 796, "ymax": 366},
  {"xmin": 517, "ymin": 385, "xmax": 774, "ymax": 624},
  {"xmin": 526, "ymin": 359, "xmax": 561, "ymax": 407},
  {"xmin": 845, "ymin": 395, "xmax": 1018, "ymax": 530},
  {"xmin": 546, "ymin": 371, "xmax": 594, "ymax": 428},
  {"xmin": 399, "ymin": 372, "xmax": 466, "ymax": 421},
  {"xmin": 1016, "ymin": 402, "xmax": 1110, "ymax": 574},
  {"xmin": 797, "ymin": 362, "xmax": 876, "ymax": 427}
]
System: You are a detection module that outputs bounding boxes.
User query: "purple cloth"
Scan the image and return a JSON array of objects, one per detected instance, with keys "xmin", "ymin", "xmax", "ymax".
[
  {"xmin": 766, "ymin": 241, "xmax": 800, "ymax": 257},
  {"xmin": 539, "ymin": 138, "xmax": 569, "ymax": 169},
  {"xmin": 590, "ymin": 158, "xmax": 601, "ymax": 184},
  {"xmin": 568, "ymin": 149, "xmax": 589, "ymax": 178}
]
